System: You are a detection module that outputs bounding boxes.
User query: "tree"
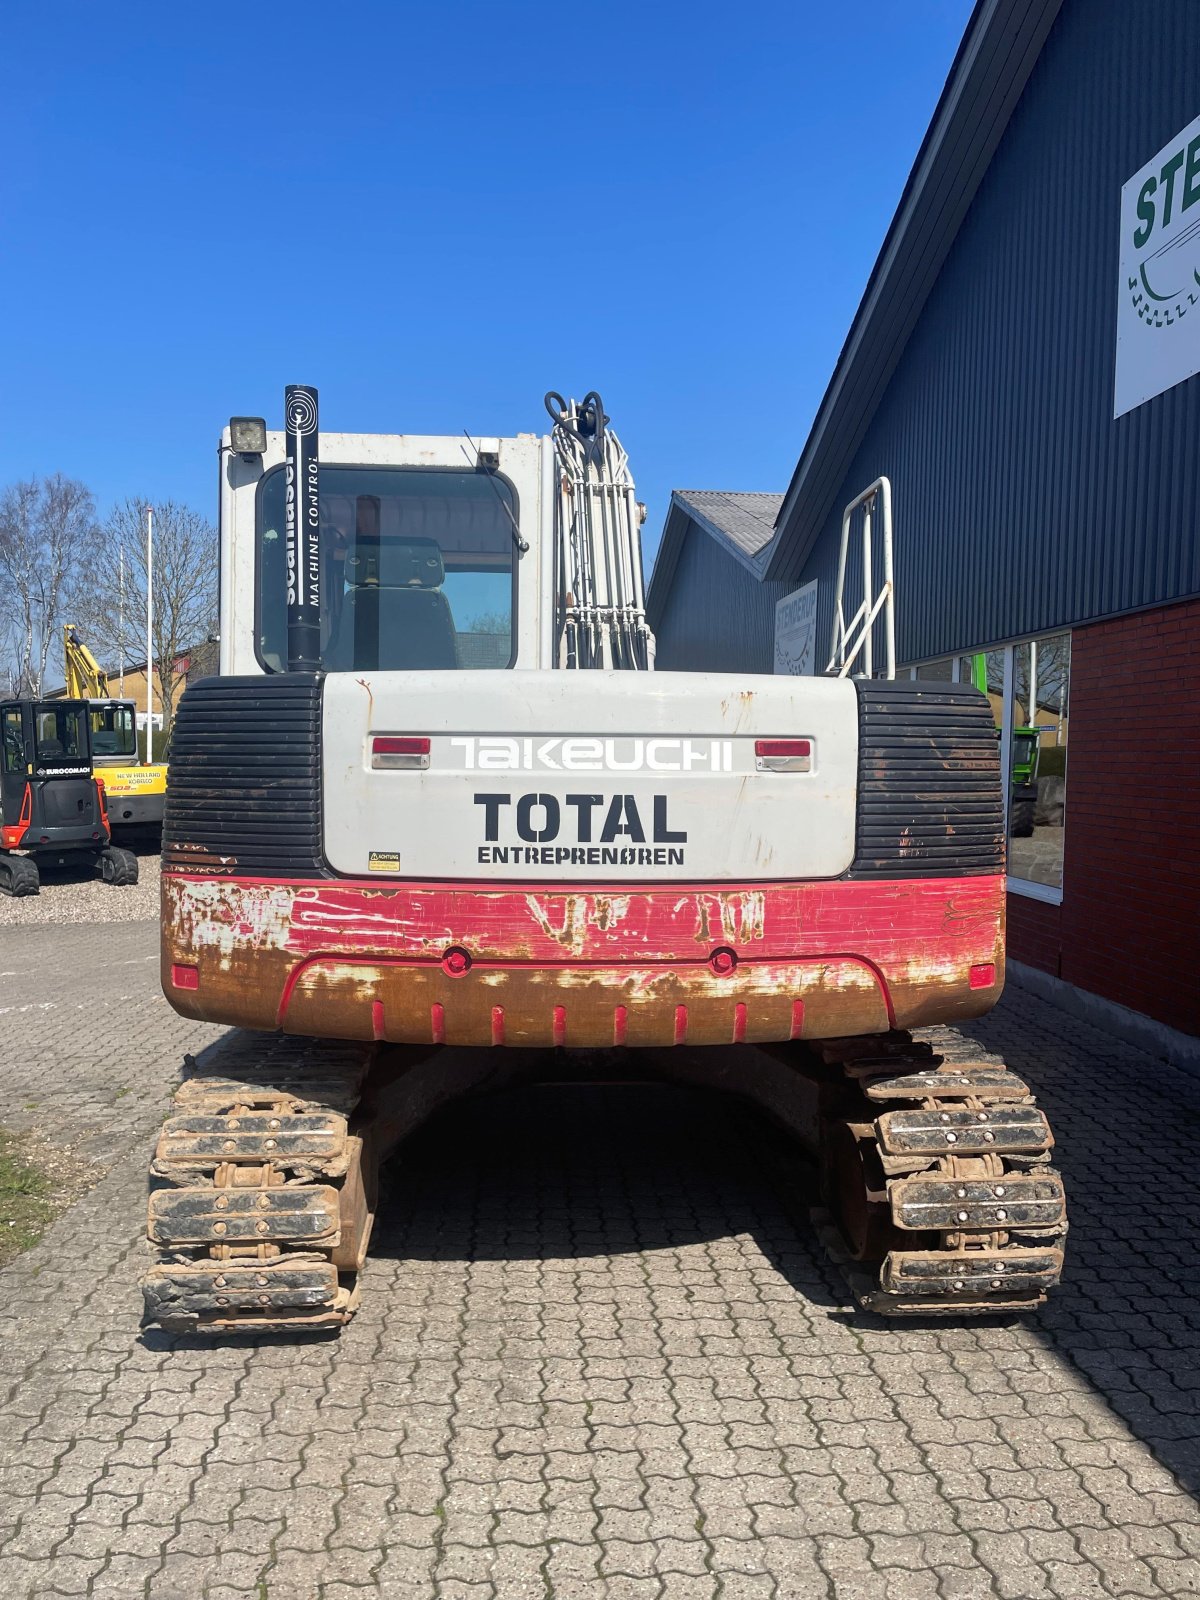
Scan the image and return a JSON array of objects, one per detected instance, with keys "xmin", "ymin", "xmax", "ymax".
[
  {"xmin": 0, "ymin": 476, "xmax": 98, "ymax": 695},
  {"xmin": 74, "ymin": 499, "xmax": 218, "ymax": 745}
]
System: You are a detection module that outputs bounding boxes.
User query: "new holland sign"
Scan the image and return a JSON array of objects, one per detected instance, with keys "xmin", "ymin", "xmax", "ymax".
[{"xmin": 1115, "ymin": 112, "xmax": 1200, "ymax": 418}]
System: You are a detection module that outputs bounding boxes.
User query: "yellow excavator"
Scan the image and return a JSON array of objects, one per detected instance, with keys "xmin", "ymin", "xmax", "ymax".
[{"xmin": 62, "ymin": 625, "xmax": 168, "ymax": 831}]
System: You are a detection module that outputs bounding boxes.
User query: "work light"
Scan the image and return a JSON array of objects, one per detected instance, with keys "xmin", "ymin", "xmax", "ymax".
[{"xmin": 229, "ymin": 416, "xmax": 267, "ymax": 456}]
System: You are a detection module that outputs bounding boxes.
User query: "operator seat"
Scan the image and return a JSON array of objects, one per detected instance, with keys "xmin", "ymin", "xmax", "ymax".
[{"xmin": 329, "ymin": 539, "xmax": 460, "ymax": 671}]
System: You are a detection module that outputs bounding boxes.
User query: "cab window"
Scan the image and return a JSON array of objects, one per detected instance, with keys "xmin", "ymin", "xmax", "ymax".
[
  {"xmin": 2, "ymin": 709, "xmax": 24, "ymax": 774},
  {"xmin": 35, "ymin": 706, "xmax": 88, "ymax": 762},
  {"xmin": 257, "ymin": 465, "xmax": 517, "ymax": 672},
  {"xmin": 90, "ymin": 704, "xmax": 137, "ymax": 758}
]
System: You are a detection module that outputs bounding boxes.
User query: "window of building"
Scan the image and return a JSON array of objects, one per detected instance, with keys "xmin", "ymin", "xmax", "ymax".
[
  {"xmin": 256, "ymin": 465, "xmax": 517, "ymax": 673},
  {"xmin": 1006, "ymin": 634, "xmax": 1069, "ymax": 894},
  {"xmin": 907, "ymin": 636, "xmax": 1070, "ymax": 900}
]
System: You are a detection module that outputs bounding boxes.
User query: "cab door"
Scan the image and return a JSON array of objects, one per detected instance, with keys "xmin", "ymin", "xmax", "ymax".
[{"xmin": 0, "ymin": 704, "xmax": 31, "ymax": 831}]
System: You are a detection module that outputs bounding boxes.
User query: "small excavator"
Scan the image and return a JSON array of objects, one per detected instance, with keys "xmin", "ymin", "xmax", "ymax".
[
  {"xmin": 62, "ymin": 625, "xmax": 168, "ymax": 833},
  {"xmin": 0, "ymin": 695, "xmax": 139, "ymax": 894}
]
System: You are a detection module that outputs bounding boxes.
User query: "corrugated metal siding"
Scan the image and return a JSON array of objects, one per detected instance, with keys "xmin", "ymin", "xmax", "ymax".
[
  {"xmin": 792, "ymin": 0, "xmax": 1200, "ymax": 663},
  {"xmin": 652, "ymin": 519, "xmax": 791, "ymax": 673}
]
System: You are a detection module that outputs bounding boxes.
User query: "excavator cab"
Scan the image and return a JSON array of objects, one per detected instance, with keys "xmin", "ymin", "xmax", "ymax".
[
  {"xmin": 0, "ymin": 696, "xmax": 139, "ymax": 896},
  {"xmin": 87, "ymin": 699, "xmax": 139, "ymax": 759}
]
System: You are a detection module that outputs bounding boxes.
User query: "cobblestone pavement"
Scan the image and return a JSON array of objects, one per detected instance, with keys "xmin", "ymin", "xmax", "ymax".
[{"xmin": 1, "ymin": 921, "xmax": 1198, "ymax": 1599}]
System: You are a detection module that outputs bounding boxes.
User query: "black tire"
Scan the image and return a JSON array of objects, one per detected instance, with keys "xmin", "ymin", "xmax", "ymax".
[
  {"xmin": 0, "ymin": 857, "xmax": 41, "ymax": 896},
  {"xmin": 14, "ymin": 857, "xmax": 40, "ymax": 896},
  {"xmin": 0, "ymin": 855, "xmax": 40, "ymax": 897},
  {"xmin": 1010, "ymin": 799, "xmax": 1036, "ymax": 838},
  {"xmin": 99, "ymin": 846, "xmax": 139, "ymax": 887}
]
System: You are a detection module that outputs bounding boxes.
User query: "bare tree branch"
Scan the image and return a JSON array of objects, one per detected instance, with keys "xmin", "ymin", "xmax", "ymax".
[
  {"xmin": 0, "ymin": 476, "xmax": 98, "ymax": 694},
  {"xmin": 72, "ymin": 499, "xmax": 218, "ymax": 742}
]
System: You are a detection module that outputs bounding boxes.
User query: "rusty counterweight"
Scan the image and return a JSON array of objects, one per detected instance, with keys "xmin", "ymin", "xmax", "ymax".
[{"xmin": 161, "ymin": 871, "xmax": 1006, "ymax": 1048}]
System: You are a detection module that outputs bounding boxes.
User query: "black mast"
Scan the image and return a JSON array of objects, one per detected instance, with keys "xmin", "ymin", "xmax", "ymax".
[{"xmin": 284, "ymin": 384, "xmax": 321, "ymax": 671}]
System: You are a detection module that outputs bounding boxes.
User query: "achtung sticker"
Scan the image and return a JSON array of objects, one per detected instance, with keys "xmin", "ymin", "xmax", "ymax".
[{"xmin": 368, "ymin": 851, "xmax": 400, "ymax": 872}]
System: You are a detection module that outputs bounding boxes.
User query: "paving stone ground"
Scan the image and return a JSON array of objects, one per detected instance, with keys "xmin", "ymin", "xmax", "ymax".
[{"xmin": 0, "ymin": 920, "xmax": 1197, "ymax": 1599}]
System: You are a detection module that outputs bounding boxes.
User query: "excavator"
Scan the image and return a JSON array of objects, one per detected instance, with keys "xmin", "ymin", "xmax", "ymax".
[
  {"xmin": 62, "ymin": 625, "xmax": 168, "ymax": 833},
  {"xmin": 0, "ymin": 694, "xmax": 138, "ymax": 894},
  {"xmin": 141, "ymin": 388, "xmax": 1067, "ymax": 1335}
]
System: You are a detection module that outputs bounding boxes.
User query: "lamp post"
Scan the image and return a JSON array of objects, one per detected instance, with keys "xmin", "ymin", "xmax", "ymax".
[{"xmin": 145, "ymin": 504, "xmax": 154, "ymax": 764}]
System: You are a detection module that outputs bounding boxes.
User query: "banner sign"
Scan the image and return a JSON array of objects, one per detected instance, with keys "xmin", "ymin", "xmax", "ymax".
[
  {"xmin": 1115, "ymin": 112, "xmax": 1200, "ymax": 417},
  {"xmin": 284, "ymin": 384, "xmax": 321, "ymax": 668},
  {"xmin": 774, "ymin": 580, "xmax": 818, "ymax": 675}
]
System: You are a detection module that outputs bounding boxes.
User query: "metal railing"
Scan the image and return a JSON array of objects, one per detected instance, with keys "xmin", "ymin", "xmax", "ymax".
[{"xmin": 827, "ymin": 476, "xmax": 895, "ymax": 679}]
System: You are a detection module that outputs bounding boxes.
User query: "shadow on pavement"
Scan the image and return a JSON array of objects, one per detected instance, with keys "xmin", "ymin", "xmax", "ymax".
[
  {"xmin": 144, "ymin": 998, "xmax": 1200, "ymax": 1506},
  {"xmin": 962, "ymin": 1001, "xmax": 1200, "ymax": 1504},
  {"xmin": 374, "ymin": 1080, "xmax": 846, "ymax": 1311},
  {"xmin": 376, "ymin": 1044, "xmax": 1200, "ymax": 1503}
]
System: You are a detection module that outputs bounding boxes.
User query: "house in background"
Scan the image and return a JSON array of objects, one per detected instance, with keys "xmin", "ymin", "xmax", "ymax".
[{"xmin": 647, "ymin": 0, "xmax": 1200, "ymax": 1055}]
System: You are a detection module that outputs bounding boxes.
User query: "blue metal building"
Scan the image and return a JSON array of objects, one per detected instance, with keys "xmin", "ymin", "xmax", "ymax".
[{"xmin": 646, "ymin": 0, "xmax": 1200, "ymax": 1047}]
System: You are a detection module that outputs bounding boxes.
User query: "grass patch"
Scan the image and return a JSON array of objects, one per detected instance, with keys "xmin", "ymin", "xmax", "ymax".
[
  {"xmin": 0, "ymin": 1126, "xmax": 99, "ymax": 1269},
  {"xmin": 0, "ymin": 1130, "xmax": 56, "ymax": 1267}
]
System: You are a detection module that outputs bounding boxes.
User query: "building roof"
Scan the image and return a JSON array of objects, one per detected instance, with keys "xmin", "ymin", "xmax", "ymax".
[
  {"xmin": 675, "ymin": 491, "xmax": 784, "ymax": 559},
  {"xmin": 752, "ymin": 0, "xmax": 1064, "ymax": 580},
  {"xmin": 646, "ymin": 490, "xmax": 783, "ymax": 628}
]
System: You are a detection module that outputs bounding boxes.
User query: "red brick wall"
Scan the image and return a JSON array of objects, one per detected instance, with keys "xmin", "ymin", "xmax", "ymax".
[
  {"xmin": 1006, "ymin": 596, "xmax": 1200, "ymax": 1036},
  {"xmin": 1007, "ymin": 893, "xmax": 1061, "ymax": 976}
]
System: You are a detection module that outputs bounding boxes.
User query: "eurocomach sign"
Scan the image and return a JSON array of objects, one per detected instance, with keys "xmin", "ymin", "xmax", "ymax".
[{"xmin": 1115, "ymin": 111, "xmax": 1200, "ymax": 418}]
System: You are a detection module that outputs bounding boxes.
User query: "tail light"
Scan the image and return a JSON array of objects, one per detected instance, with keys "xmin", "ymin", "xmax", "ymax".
[
  {"xmin": 371, "ymin": 736, "xmax": 430, "ymax": 771},
  {"xmin": 754, "ymin": 738, "xmax": 812, "ymax": 773}
]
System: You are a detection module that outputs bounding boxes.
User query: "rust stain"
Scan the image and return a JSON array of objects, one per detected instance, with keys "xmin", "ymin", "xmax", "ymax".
[{"xmin": 161, "ymin": 872, "xmax": 1005, "ymax": 1042}]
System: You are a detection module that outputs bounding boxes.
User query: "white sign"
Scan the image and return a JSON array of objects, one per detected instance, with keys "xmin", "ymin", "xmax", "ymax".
[
  {"xmin": 774, "ymin": 580, "xmax": 818, "ymax": 675},
  {"xmin": 1115, "ymin": 111, "xmax": 1200, "ymax": 417}
]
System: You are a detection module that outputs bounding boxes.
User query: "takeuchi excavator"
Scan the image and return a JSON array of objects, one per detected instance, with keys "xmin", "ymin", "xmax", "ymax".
[
  {"xmin": 62, "ymin": 625, "xmax": 168, "ymax": 832},
  {"xmin": 142, "ymin": 388, "xmax": 1067, "ymax": 1335}
]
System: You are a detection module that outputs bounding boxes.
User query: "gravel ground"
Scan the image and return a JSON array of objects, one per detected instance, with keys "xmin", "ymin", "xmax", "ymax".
[{"xmin": 0, "ymin": 834, "xmax": 160, "ymax": 925}]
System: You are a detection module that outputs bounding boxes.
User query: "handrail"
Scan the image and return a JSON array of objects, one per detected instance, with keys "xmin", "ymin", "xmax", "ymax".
[{"xmin": 826, "ymin": 477, "xmax": 895, "ymax": 679}]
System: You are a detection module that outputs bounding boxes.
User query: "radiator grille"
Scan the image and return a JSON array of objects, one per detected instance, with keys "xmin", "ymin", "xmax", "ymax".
[
  {"xmin": 163, "ymin": 675, "xmax": 326, "ymax": 876},
  {"xmin": 849, "ymin": 681, "xmax": 1004, "ymax": 878}
]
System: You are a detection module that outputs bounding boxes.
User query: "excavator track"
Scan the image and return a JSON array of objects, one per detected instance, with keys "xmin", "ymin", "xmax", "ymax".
[
  {"xmin": 802, "ymin": 1025, "xmax": 1066, "ymax": 1315},
  {"xmin": 143, "ymin": 1024, "xmax": 1065, "ymax": 1333},
  {"xmin": 143, "ymin": 1036, "xmax": 378, "ymax": 1335}
]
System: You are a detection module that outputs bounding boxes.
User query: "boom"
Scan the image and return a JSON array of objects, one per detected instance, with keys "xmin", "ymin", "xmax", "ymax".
[
  {"xmin": 63, "ymin": 625, "xmax": 111, "ymax": 699},
  {"xmin": 59, "ymin": 625, "xmax": 168, "ymax": 830}
]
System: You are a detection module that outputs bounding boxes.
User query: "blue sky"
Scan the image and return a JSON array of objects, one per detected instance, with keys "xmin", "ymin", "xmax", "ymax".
[{"xmin": 0, "ymin": 1, "xmax": 971, "ymax": 568}]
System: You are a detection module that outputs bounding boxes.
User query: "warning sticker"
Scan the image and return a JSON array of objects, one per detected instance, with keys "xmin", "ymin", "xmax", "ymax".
[{"xmin": 367, "ymin": 851, "xmax": 400, "ymax": 872}]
